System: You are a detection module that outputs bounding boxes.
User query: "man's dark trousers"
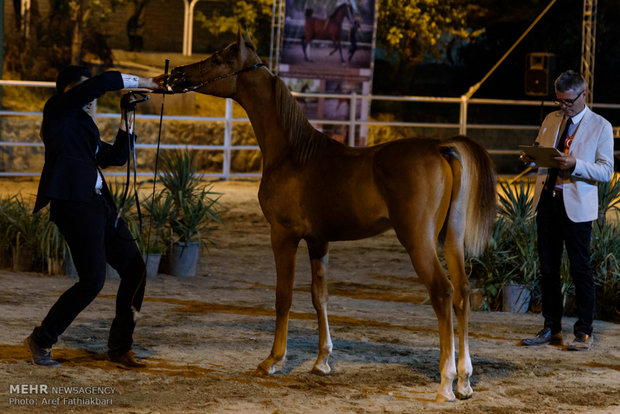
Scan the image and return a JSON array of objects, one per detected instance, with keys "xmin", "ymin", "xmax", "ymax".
[
  {"xmin": 32, "ymin": 192, "xmax": 146, "ymax": 355},
  {"xmin": 537, "ymin": 190, "xmax": 594, "ymax": 336}
]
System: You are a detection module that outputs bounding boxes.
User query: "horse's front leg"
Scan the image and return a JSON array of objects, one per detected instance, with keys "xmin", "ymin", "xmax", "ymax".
[
  {"xmin": 307, "ymin": 239, "xmax": 332, "ymax": 375},
  {"xmin": 301, "ymin": 36, "xmax": 310, "ymax": 61},
  {"xmin": 337, "ymin": 41, "xmax": 345, "ymax": 63},
  {"xmin": 257, "ymin": 227, "xmax": 300, "ymax": 375}
]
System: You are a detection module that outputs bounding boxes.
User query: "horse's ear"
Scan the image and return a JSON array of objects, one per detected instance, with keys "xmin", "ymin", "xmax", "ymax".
[
  {"xmin": 243, "ymin": 29, "xmax": 256, "ymax": 51},
  {"xmin": 236, "ymin": 27, "xmax": 248, "ymax": 61}
]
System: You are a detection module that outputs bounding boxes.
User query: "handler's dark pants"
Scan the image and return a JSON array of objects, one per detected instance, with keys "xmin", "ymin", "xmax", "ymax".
[
  {"xmin": 536, "ymin": 190, "xmax": 594, "ymax": 336},
  {"xmin": 32, "ymin": 192, "xmax": 146, "ymax": 355}
]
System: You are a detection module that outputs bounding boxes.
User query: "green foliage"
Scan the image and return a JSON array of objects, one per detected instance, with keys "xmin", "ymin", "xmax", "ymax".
[
  {"xmin": 597, "ymin": 173, "xmax": 620, "ymax": 226},
  {"xmin": 590, "ymin": 174, "xmax": 620, "ymax": 321},
  {"xmin": 135, "ymin": 191, "xmax": 174, "ymax": 254},
  {"xmin": 469, "ymin": 174, "xmax": 620, "ymax": 321},
  {"xmin": 377, "ymin": 0, "xmax": 484, "ymax": 65},
  {"xmin": 195, "ymin": 0, "xmax": 273, "ymax": 55},
  {"xmin": 107, "ymin": 180, "xmax": 138, "ymax": 220},
  {"xmin": 0, "ymin": 195, "xmax": 67, "ymax": 274},
  {"xmin": 467, "ymin": 179, "xmax": 538, "ymax": 310},
  {"xmin": 159, "ymin": 150, "xmax": 222, "ymax": 246},
  {"xmin": 4, "ymin": 0, "xmax": 125, "ymax": 78}
]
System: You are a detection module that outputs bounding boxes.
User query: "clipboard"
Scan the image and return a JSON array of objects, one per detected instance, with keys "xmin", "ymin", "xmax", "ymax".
[{"xmin": 519, "ymin": 145, "xmax": 563, "ymax": 168}]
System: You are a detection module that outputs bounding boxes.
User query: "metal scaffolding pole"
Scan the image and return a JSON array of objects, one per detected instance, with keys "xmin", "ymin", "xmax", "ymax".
[
  {"xmin": 271, "ymin": 0, "xmax": 285, "ymax": 75},
  {"xmin": 581, "ymin": 0, "xmax": 597, "ymax": 105}
]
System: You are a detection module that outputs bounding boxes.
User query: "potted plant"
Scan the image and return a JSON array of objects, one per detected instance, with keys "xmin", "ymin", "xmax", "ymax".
[
  {"xmin": 132, "ymin": 191, "xmax": 174, "ymax": 278},
  {"xmin": 0, "ymin": 195, "xmax": 19, "ymax": 268},
  {"xmin": 0, "ymin": 195, "xmax": 46, "ymax": 272},
  {"xmin": 497, "ymin": 180, "xmax": 539, "ymax": 312},
  {"xmin": 103, "ymin": 181, "xmax": 139, "ymax": 279},
  {"xmin": 468, "ymin": 180, "xmax": 538, "ymax": 312},
  {"xmin": 39, "ymin": 218, "xmax": 69, "ymax": 275},
  {"xmin": 158, "ymin": 150, "xmax": 221, "ymax": 277}
]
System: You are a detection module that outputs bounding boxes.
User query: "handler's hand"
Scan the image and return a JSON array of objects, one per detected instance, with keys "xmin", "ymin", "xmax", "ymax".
[
  {"xmin": 553, "ymin": 152, "xmax": 576, "ymax": 170},
  {"xmin": 138, "ymin": 75, "xmax": 168, "ymax": 91}
]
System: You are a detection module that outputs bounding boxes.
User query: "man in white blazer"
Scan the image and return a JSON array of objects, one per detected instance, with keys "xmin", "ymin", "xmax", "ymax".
[{"xmin": 520, "ymin": 70, "xmax": 614, "ymax": 351}]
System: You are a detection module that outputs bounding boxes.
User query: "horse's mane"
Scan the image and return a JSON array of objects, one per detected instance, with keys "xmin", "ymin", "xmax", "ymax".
[{"xmin": 273, "ymin": 76, "xmax": 330, "ymax": 165}]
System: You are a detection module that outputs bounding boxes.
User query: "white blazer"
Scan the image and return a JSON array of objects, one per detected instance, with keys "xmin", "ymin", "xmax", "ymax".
[{"xmin": 532, "ymin": 106, "xmax": 614, "ymax": 223}]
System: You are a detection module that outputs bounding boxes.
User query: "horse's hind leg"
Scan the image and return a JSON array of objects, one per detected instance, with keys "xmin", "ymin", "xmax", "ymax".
[
  {"xmin": 307, "ymin": 239, "xmax": 333, "ymax": 375},
  {"xmin": 409, "ymin": 244, "xmax": 457, "ymax": 402},
  {"xmin": 257, "ymin": 227, "xmax": 300, "ymax": 375},
  {"xmin": 393, "ymin": 216, "xmax": 457, "ymax": 402},
  {"xmin": 444, "ymin": 236, "xmax": 473, "ymax": 400},
  {"xmin": 328, "ymin": 40, "xmax": 345, "ymax": 62}
]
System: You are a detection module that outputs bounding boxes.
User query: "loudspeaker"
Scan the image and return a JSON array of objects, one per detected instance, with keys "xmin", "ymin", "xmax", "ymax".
[{"xmin": 525, "ymin": 53, "xmax": 554, "ymax": 96}]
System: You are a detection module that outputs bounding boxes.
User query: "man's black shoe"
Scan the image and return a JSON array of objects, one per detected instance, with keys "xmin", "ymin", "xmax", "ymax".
[
  {"xmin": 567, "ymin": 333, "xmax": 593, "ymax": 351},
  {"xmin": 108, "ymin": 350, "xmax": 146, "ymax": 368},
  {"xmin": 521, "ymin": 327, "xmax": 563, "ymax": 346},
  {"xmin": 24, "ymin": 335, "xmax": 60, "ymax": 367}
]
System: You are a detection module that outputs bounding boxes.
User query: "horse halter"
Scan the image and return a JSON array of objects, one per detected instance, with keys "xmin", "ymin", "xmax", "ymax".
[{"xmin": 181, "ymin": 62, "xmax": 266, "ymax": 92}]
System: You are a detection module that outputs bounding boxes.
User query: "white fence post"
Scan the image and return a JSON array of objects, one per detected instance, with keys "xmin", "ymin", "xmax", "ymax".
[
  {"xmin": 459, "ymin": 95, "xmax": 468, "ymax": 135},
  {"xmin": 348, "ymin": 93, "xmax": 357, "ymax": 146},
  {"xmin": 223, "ymin": 98, "xmax": 233, "ymax": 180}
]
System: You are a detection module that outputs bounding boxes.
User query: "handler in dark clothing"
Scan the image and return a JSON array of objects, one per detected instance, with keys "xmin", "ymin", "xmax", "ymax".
[{"xmin": 24, "ymin": 65, "xmax": 161, "ymax": 367}]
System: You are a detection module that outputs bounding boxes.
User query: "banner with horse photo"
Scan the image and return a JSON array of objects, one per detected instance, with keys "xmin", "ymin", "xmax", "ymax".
[{"xmin": 279, "ymin": 0, "xmax": 377, "ymax": 146}]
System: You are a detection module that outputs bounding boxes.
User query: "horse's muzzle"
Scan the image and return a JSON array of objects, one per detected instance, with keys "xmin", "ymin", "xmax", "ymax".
[{"xmin": 167, "ymin": 68, "xmax": 191, "ymax": 92}]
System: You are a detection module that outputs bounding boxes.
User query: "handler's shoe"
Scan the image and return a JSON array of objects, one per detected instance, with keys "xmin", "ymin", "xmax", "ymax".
[
  {"xmin": 567, "ymin": 333, "xmax": 593, "ymax": 351},
  {"xmin": 24, "ymin": 335, "xmax": 60, "ymax": 367},
  {"xmin": 108, "ymin": 350, "xmax": 146, "ymax": 368},
  {"xmin": 521, "ymin": 327, "xmax": 563, "ymax": 346}
]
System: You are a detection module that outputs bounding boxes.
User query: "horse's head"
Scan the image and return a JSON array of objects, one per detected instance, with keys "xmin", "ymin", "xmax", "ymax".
[{"xmin": 168, "ymin": 29, "xmax": 262, "ymax": 97}]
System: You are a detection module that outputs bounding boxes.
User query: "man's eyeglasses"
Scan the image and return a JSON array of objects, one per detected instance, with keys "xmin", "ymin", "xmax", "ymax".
[{"xmin": 554, "ymin": 91, "xmax": 584, "ymax": 106}]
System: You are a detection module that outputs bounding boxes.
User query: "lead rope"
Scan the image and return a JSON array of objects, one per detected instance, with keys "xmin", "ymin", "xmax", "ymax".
[
  {"xmin": 131, "ymin": 59, "xmax": 170, "ymax": 322},
  {"xmin": 115, "ymin": 105, "xmax": 141, "ymax": 232}
]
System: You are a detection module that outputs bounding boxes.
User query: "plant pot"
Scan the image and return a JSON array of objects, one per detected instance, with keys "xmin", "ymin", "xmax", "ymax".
[
  {"xmin": 0, "ymin": 245, "xmax": 11, "ymax": 269},
  {"xmin": 502, "ymin": 283, "xmax": 531, "ymax": 313},
  {"xmin": 46, "ymin": 257, "xmax": 63, "ymax": 275},
  {"xmin": 63, "ymin": 254, "xmax": 79, "ymax": 279},
  {"xmin": 142, "ymin": 253, "xmax": 162, "ymax": 278},
  {"xmin": 167, "ymin": 241, "xmax": 200, "ymax": 277},
  {"xmin": 106, "ymin": 263, "xmax": 120, "ymax": 279},
  {"xmin": 469, "ymin": 279, "xmax": 483, "ymax": 310},
  {"xmin": 12, "ymin": 246, "xmax": 34, "ymax": 272},
  {"xmin": 470, "ymin": 288, "xmax": 483, "ymax": 310}
]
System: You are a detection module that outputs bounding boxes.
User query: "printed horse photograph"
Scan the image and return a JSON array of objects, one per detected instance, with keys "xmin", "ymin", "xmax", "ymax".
[
  {"xmin": 279, "ymin": 0, "xmax": 373, "ymax": 68},
  {"xmin": 301, "ymin": 3, "xmax": 355, "ymax": 63},
  {"xmin": 168, "ymin": 29, "xmax": 497, "ymax": 402}
]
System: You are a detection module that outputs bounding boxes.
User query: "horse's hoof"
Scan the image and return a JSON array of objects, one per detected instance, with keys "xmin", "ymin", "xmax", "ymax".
[
  {"xmin": 456, "ymin": 390, "xmax": 473, "ymax": 400},
  {"xmin": 311, "ymin": 363, "xmax": 331, "ymax": 376},
  {"xmin": 256, "ymin": 361, "xmax": 276, "ymax": 376},
  {"xmin": 457, "ymin": 379, "xmax": 473, "ymax": 399},
  {"xmin": 435, "ymin": 391, "xmax": 456, "ymax": 403}
]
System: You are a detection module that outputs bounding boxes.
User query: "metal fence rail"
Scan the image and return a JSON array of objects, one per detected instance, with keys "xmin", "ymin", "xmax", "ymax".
[{"xmin": 1, "ymin": 80, "xmax": 618, "ymax": 179}]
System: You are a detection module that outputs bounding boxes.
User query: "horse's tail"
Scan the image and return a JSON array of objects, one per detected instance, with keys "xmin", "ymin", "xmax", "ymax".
[{"xmin": 440, "ymin": 136, "xmax": 496, "ymax": 257}]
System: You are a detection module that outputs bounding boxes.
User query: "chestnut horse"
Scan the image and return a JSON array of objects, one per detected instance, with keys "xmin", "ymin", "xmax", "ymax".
[
  {"xmin": 301, "ymin": 4, "xmax": 354, "ymax": 63},
  {"xmin": 168, "ymin": 31, "xmax": 497, "ymax": 402}
]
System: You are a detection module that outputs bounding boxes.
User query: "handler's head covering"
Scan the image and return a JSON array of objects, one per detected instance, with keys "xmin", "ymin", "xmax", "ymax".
[{"xmin": 56, "ymin": 65, "xmax": 92, "ymax": 94}]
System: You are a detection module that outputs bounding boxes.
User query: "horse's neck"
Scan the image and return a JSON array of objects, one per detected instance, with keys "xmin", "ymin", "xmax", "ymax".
[
  {"xmin": 234, "ymin": 72, "xmax": 289, "ymax": 167},
  {"xmin": 332, "ymin": 7, "xmax": 346, "ymax": 23}
]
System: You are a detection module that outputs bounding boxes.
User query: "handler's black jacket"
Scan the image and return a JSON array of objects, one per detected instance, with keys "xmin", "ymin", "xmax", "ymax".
[{"xmin": 34, "ymin": 71, "xmax": 129, "ymax": 213}]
